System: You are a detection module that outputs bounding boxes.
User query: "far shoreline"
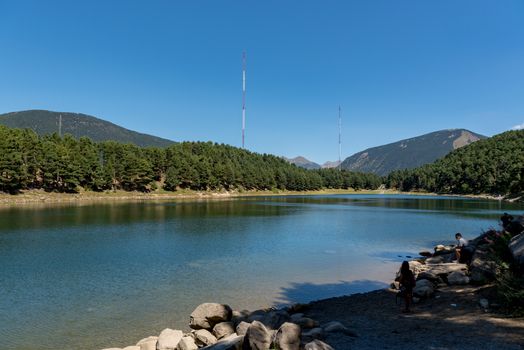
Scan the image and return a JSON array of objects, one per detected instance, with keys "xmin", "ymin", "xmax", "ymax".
[{"xmin": 0, "ymin": 188, "xmax": 517, "ymax": 208}]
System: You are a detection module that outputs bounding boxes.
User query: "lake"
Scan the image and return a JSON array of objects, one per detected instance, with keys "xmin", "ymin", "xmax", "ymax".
[{"xmin": 0, "ymin": 194, "xmax": 522, "ymax": 349}]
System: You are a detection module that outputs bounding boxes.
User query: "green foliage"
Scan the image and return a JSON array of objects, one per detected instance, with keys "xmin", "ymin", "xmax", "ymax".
[
  {"xmin": 0, "ymin": 125, "xmax": 382, "ymax": 194},
  {"xmin": 386, "ymin": 130, "xmax": 524, "ymax": 196}
]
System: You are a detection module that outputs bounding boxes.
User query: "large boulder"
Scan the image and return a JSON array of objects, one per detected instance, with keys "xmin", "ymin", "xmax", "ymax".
[
  {"xmin": 194, "ymin": 329, "xmax": 218, "ymax": 347},
  {"xmin": 201, "ymin": 334, "xmax": 243, "ymax": 350},
  {"xmin": 236, "ymin": 321, "xmax": 251, "ymax": 336},
  {"xmin": 413, "ymin": 279, "xmax": 434, "ymax": 298},
  {"xmin": 177, "ymin": 337, "xmax": 198, "ymax": 350},
  {"xmin": 242, "ymin": 320, "xmax": 271, "ymax": 350},
  {"xmin": 509, "ymin": 232, "xmax": 524, "ymax": 267},
  {"xmin": 469, "ymin": 250, "xmax": 497, "ymax": 284},
  {"xmin": 301, "ymin": 327, "xmax": 323, "ymax": 341},
  {"xmin": 304, "ymin": 340, "xmax": 334, "ymax": 350},
  {"xmin": 190, "ymin": 303, "xmax": 233, "ymax": 330},
  {"xmin": 274, "ymin": 322, "xmax": 301, "ymax": 350},
  {"xmin": 213, "ymin": 322, "xmax": 235, "ymax": 340},
  {"xmin": 260, "ymin": 310, "xmax": 291, "ymax": 330},
  {"xmin": 136, "ymin": 336, "xmax": 158, "ymax": 350},
  {"xmin": 447, "ymin": 271, "xmax": 470, "ymax": 285},
  {"xmin": 322, "ymin": 321, "xmax": 357, "ymax": 337},
  {"xmin": 157, "ymin": 329, "xmax": 183, "ymax": 350}
]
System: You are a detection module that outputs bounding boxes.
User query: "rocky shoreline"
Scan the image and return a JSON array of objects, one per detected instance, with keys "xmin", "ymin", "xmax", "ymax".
[{"xmin": 103, "ymin": 217, "xmax": 524, "ymax": 350}]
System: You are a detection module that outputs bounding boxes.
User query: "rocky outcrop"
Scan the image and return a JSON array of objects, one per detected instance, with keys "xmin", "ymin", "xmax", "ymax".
[
  {"xmin": 509, "ymin": 232, "xmax": 524, "ymax": 267},
  {"xmin": 190, "ymin": 303, "xmax": 233, "ymax": 330},
  {"xmin": 274, "ymin": 322, "xmax": 301, "ymax": 350},
  {"xmin": 242, "ymin": 321, "xmax": 272, "ymax": 350}
]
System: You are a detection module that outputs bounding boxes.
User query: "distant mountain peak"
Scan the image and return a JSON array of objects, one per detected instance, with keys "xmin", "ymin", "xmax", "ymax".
[
  {"xmin": 0, "ymin": 110, "xmax": 176, "ymax": 147},
  {"xmin": 284, "ymin": 156, "xmax": 321, "ymax": 170},
  {"xmin": 340, "ymin": 129, "xmax": 486, "ymax": 176}
]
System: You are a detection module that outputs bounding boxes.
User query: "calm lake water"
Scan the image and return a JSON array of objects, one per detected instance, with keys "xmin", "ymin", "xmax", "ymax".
[{"xmin": 0, "ymin": 194, "xmax": 522, "ymax": 349}]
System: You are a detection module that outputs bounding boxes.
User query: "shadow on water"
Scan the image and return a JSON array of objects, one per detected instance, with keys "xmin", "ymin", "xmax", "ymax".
[{"xmin": 275, "ymin": 279, "xmax": 389, "ymax": 307}]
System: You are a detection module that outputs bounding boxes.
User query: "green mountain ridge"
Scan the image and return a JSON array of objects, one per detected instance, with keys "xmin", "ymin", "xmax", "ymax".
[
  {"xmin": 341, "ymin": 129, "xmax": 486, "ymax": 176},
  {"xmin": 0, "ymin": 110, "xmax": 175, "ymax": 148}
]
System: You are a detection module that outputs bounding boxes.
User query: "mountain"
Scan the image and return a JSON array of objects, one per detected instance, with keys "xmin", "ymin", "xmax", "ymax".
[
  {"xmin": 284, "ymin": 156, "xmax": 321, "ymax": 170},
  {"xmin": 0, "ymin": 110, "xmax": 175, "ymax": 147},
  {"xmin": 341, "ymin": 129, "xmax": 486, "ymax": 176},
  {"xmin": 321, "ymin": 160, "xmax": 341, "ymax": 169}
]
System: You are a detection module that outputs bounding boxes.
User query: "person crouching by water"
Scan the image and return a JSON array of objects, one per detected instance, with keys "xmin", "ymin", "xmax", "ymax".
[
  {"xmin": 399, "ymin": 261, "xmax": 416, "ymax": 313},
  {"xmin": 455, "ymin": 232, "xmax": 469, "ymax": 263}
]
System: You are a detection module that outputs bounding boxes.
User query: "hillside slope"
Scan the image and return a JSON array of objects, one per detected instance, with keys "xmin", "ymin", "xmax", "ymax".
[
  {"xmin": 284, "ymin": 156, "xmax": 321, "ymax": 170},
  {"xmin": 341, "ymin": 129, "xmax": 485, "ymax": 175},
  {"xmin": 0, "ymin": 110, "xmax": 175, "ymax": 147}
]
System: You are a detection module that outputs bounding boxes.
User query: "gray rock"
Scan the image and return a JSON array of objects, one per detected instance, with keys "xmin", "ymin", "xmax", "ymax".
[
  {"xmin": 413, "ymin": 279, "xmax": 434, "ymax": 298},
  {"xmin": 289, "ymin": 313, "xmax": 304, "ymax": 322},
  {"xmin": 157, "ymin": 329, "xmax": 183, "ymax": 350},
  {"xmin": 177, "ymin": 336, "xmax": 198, "ymax": 350},
  {"xmin": 260, "ymin": 310, "xmax": 290, "ymax": 330},
  {"xmin": 509, "ymin": 232, "xmax": 524, "ymax": 267},
  {"xmin": 274, "ymin": 322, "xmax": 301, "ymax": 350},
  {"xmin": 408, "ymin": 261, "xmax": 427, "ymax": 275},
  {"xmin": 213, "ymin": 322, "xmax": 235, "ymax": 340},
  {"xmin": 416, "ymin": 270, "xmax": 442, "ymax": 283},
  {"xmin": 304, "ymin": 340, "xmax": 334, "ymax": 350},
  {"xmin": 470, "ymin": 250, "xmax": 497, "ymax": 284},
  {"xmin": 322, "ymin": 321, "xmax": 357, "ymax": 337},
  {"xmin": 201, "ymin": 334, "xmax": 243, "ymax": 350},
  {"xmin": 190, "ymin": 303, "xmax": 233, "ymax": 330},
  {"xmin": 194, "ymin": 329, "xmax": 218, "ymax": 347},
  {"xmin": 301, "ymin": 327, "xmax": 323, "ymax": 340},
  {"xmin": 294, "ymin": 317, "xmax": 319, "ymax": 329},
  {"xmin": 136, "ymin": 336, "xmax": 158, "ymax": 350},
  {"xmin": 231, "ymin": 310, "xmax": 249, "ymax": 326},
  {"xmin": 236, "ymin": 321, "xmax": 251, "ymax": 337},
  {"xmin": 242, "ymin": 320, "xmax": 271, "ymax": 350},
  {"xmin": 123, "ymin": 347, "xmax": 140, "ymax": 350},
  {"xmin": 447, "ymin": 271, "xmax": 470, "ymax": 285}
]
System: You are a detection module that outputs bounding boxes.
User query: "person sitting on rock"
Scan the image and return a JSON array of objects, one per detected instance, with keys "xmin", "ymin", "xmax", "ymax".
[
  {"xmin": 455, "ymin": 233, "xmax": 468, "ymax": 262},
  {"xmin": 398, "ymin": 261, "xmax": 416, "ymax": 313},
  {"xmin": 500, "ymin": 212, "xmax": 514, "ymax": 230}
]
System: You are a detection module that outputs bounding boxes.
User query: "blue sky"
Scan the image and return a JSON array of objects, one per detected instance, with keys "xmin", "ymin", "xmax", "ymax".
[{"xmin": 1, "ymin": 1, "xmax": 523, "ymax": 163}]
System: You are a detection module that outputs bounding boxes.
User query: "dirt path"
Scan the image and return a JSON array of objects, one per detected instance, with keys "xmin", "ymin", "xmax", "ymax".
[{"xmin": 304, "ymin": 285, "xmax": 524, "ymax": 350}]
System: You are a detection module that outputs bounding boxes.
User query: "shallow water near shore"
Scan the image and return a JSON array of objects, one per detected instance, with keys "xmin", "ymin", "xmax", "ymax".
[{"xmin": 0, "ymin": 194, "xmax": 522, "ymax": 349}]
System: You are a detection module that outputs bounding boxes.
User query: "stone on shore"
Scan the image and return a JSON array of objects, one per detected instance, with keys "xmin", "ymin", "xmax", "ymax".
[
  {"xmin": 447, "ymin": 271, "xmax": 470, "ymax": 285},
  {"xmin": 242, "ymin": 320, "xmax": 271, "ymax": 350},
  {"xmin": 201, "ymin": 334, "xmax": 243, "ymax": 350},
  {"xmin": 177, "ymin": 336, "xmax": 198, "ymax": 350},
  {"xmin": 322, "ymin": 321, "xmax": 357, "ymax": 337},
  {"xmin": 509, "ymin": 232, "xmax": 524, "ymax": 267},
  {"xmin": 260, "ymin": 309, "xmax": 291, "ymax": 330},
  {"xmin": 123, "ymin": 347, "xmax": 140, "ymax": 350},
  {"xmin": 136, "ymin": 336, "xmax": 158, "ymax": 350},
  {"xmin": 304, "ymin": 340, "xmax": 334, "ymax": 350},
  {"xmin": 213, "ymin": 322, "xmax": 235, "ymax": 340},
  {"xmin": 274, "ymin": 322, "xmax": 301, "ymax": 350},
  {"xmin": 190, "ymin": 303, "xmax": 233, "ymax": 330},
  {"xmin": 470, "ymin": 250, "xmax": 497, "ymax": 284},
  {"xmin": 413, "ymin": 279, "xmax": 434, "ymax": 298},
  {"xmin": 194, "ymin": 329, "xmax": 218, "ymax": 347},
  {"xmin": 235, "ymin": 321, "xmax": 251, "ymax": 336},
  {"xmin": 294, "ymin": 317, "xmax": 319, "ymax": 329},
  {"xmin": 301, "ymin": 327, "xmax": 324, "ymax": 341},
  {"xmin": 157, "ymin": 329, "xmax": 183, "ymax": 350}
]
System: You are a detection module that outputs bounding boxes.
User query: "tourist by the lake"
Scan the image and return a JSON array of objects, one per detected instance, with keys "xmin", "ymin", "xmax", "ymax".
[
  {"xmin": 398, "ymin": 261, "xmax": 416, "ymax": 313},
  {"xmin": 500, "ymin": 212, "xmax": 514, "ymax": 230},
  {"xmin": 455, "ymin": 233, "xmax": 469, "ymax": 262}
]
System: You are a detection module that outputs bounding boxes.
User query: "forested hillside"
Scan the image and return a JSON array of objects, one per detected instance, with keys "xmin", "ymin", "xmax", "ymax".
[
  {"xmin": 341, "ymin": 129, "xmax": 485, "ymax": 175},
  {"xmin": 0, "ymin": 125, "xmax": 381, "ymax": 194},
  {"xmin": 0, "ymin": 110, "xmax": 175, "ymax": 147},
  {"xmin": 386, "ymin": 130, "xmax": 524, "ymax": 196}
]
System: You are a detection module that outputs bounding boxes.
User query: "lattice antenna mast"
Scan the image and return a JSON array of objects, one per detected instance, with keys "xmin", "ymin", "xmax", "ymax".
[
  {"xmin": 338, "ymin": 106, "xmax": 342, "ymax": 170},
  {"xmin": 242, "ymin": 51, "xmax": 246, "ymax": 148}
]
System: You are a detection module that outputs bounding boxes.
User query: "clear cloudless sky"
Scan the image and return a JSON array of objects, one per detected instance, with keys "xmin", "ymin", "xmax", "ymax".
[{"xmin": 0, "ymin": 0, "xmax": 523, "ymax": 164}]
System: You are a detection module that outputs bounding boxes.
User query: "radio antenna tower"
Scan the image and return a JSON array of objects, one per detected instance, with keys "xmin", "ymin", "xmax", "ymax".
[
  {"xmin": 242, "ymin": 51, "xmax": 246, "ymax": 148},
  {"xmin": 338, "ymin": 106, "xmax": 342, "ymax": 170}
]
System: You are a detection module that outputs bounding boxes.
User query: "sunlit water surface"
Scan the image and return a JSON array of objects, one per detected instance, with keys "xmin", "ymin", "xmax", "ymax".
[{"xmin": 0, "ymin": 194, "xmax": 522, "ymax": 349}]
